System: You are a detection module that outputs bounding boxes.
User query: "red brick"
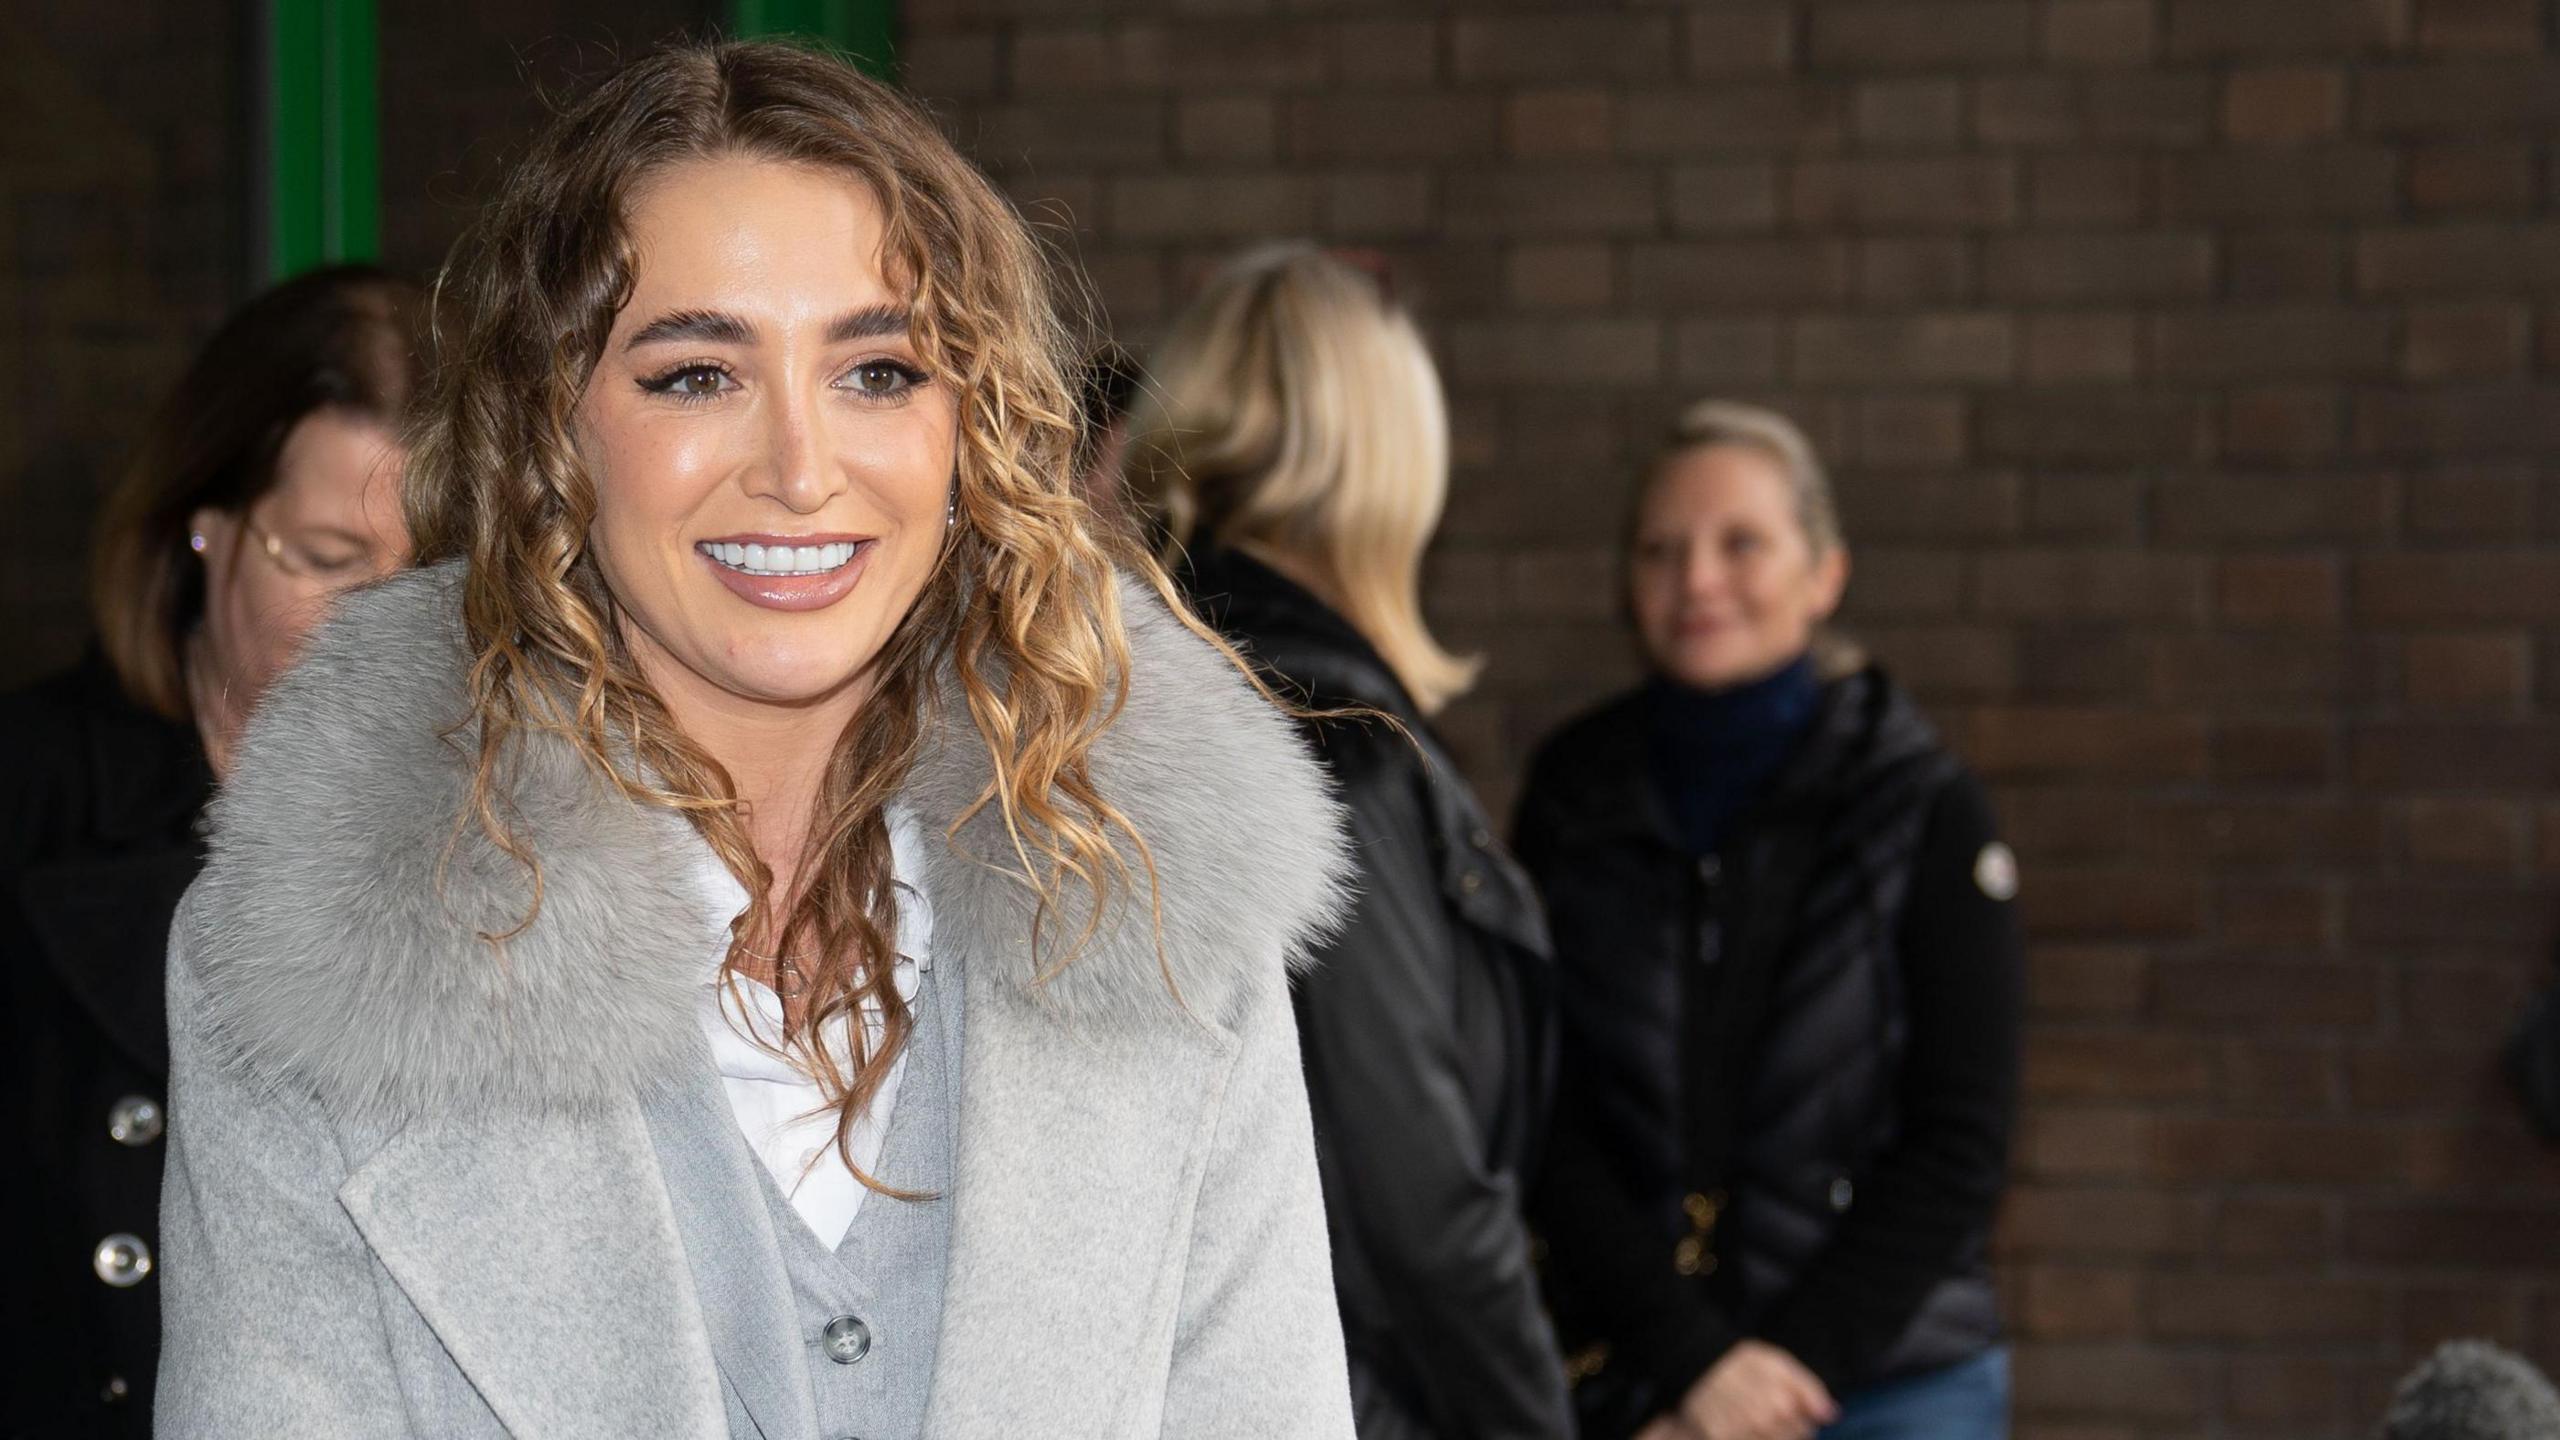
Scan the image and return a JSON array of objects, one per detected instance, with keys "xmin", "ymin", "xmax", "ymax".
[
  {"xmin": 2353, "ymin": 720, "xmax": 2560, "ymax": 788},
  {"xmin": 2227, "ymin": 230, "xmax": 2349, "ymax": 299},
  {"xmin": 1687, "ymin": 5, "xmax": 1798, "ymax": 74},
  {"xmin": 2215, "ymin": 717, "xmax": 2342, "ymax": 782},
  {"xmin": 2149, "ymin": 1117, "xmax": 2417, "ymax": 1185},
  {"xmin": 1809, "ymin": 1, "xmax": 2038, "ymax": 67},
  {"xmin": 1626, "ymin": 240, "xmax": 1852, "ymax": 310},
  {"xmin": 1320, "ymin": 172, "xmax": 1433, "ymax": 239},
  {"xmin": 1834, "ymin": 470, "xmax": 2023, "ymax": 539},
  {"xmin": 1855, "ymin": 78, "xmax": 1965, "ymax": 148},
  {"xmin": 1108, "ymin": 174, "xmax": 1312, "ymax": 240},
  {"xmin": 1673, "ymin": 318, "xmax": 1784, "ymax": 385},
  {"xmin": 1863, "ymin": 624, "xmax": 2018, "ymax": 697},
  {"xmin": 2414, "ymin": 0, "xmax": 2550, "ymax": 52},
  {"xmin": 2348, "ymin": 1202, "xmax": 2560, "ymax": 1267},
  {"xmin": 2408, "ymin": 463, "xmax": 2537, "ymax": 541},
  {"xmin": 2214, "ymin": 877, "xmax": 2342, "ymax": 947},
  {"xmin": 1451, "ymin": 15, "xmax": 1677, "ymax": 83},
  {"xmin": 2361, "ymin": 386, "xmax": 2560, "ymax": 457},
  {"xmin": 2029, "ymin": 946, "xmax": 2150, "ymax": 1017},
  {"xmin": 1984, "ymin": 392, "xmax": 2209, "ymax": 462},
  {"xmin": 1443, "ymin": 168, "xmax": 1658, "ymax": 238},
  {"xmin": 1791, "ymin": 156, "xmax": 2020, "ymax": 230},
  {"xmin": 2223, "ymin": 384, "xmax": 2346, "ymax": 460},
  {"xmin": 2405, "ymin": 1284, "xmax": 2530, "ymax": 1349},
  {"xmin": 2355, "ymin": 223, "xmax": 2560, "ymax": 296},
  {"xmin": 1175, "ymin": 97, "xmax": 1275, "ymax": 163},
  {"xmin": 2028, "ymin": 153, "xmax": 2148, "ymax": 226},
  {"xmin": 2031, "ymin": 473, "xmax": 2144, "ymax": 541},
  {"xmin": 1442, "ymin": 317, "xmax": 1662, "ymax": 386},
  {"xmin": 2218, "ymin": 554, "xmax": 2346, "ymax": 626},
  {"xmin": 2145, "ymin": 634, "xmax": 2353, "ymax": 706},
  {"xmin": 2218, "ymin": 1038, "xmax": 2348, "ymax": 1109},
  {"xmin": 2154, "ymin": 470, "xmax": 2397, "ymax": 543},
  {"xmin": 2402, "ymin": 796, "xmax": 2529, "ymax": 869},
  {"xmin": 1968, "ymin": 705, "xmax": 2213, "ymax": 776},
  {"xmin": 1504, "ymin": 90, "xmax": 1613, "ymax": 160},
  {"xmin": 2011, "ymin": 1342, "xmax": 2210, "ymax": 1423},
  {"xmin": 2216, "ymin": 1194, "xmax": 2340, "ymax": 1261},
  {"xmin": 2350, "ymin": 881, "xmax": 2556, "ymax": 946},
  {"xmin": 2019, "ymin": 1107, "xmax": 2159, "ymax": 1179},
  {"xmin": 1849, "ymin": 392, "xmax": 1972, "ymax": 466},
  {"xmin": 2017, "ymin": 627, "xmax": 2141, "ymax": 699},
  {"xmin": 2029, "ymin": 1032, "xmax": 2216, "ymax": 1100},
  {"xmin": 2024, "ymin": 314, "xmax": 2140, "ymax": 383},
  {"xmin": 2043, "ymin": 0, "xmax": 2159, "ymax": 65},
  {"xmin": 1856, "ymin": 238, "xmax": 1977, "ymax": 304},
  {"xmin": 2403, "ymin": 302, "xmax": 2534, "ymax": 380},
  {"xmin": 2223, "ymin": 66, "xmax": 2348, "ymax": 142},
  {"xmin": 979, "ymin": 99, "xmax": 1165, "ymax": 167},
  {"xmin": 1998, "ymin": 1185, "xmax": 2209, "ymax": 1259},
  {"xmin": 2151, "ymin": 308, "xmax": 2397, "ymax": 378},
  {"xmin": 1986, "ymin": 233, "xmax": 2217, "ymax": 302},
  {"xmin": 1977, "ymin": 552, "xmax": 2213, "ymax": 621},
  {"xmin": 1792, "ymin": 312, "xmax": 2017, "ymax": 384},
  {"xmin": 1287, "ymin": 95, "xmax": 1498, "ymax": 162},
  {"xmin": 1504, "ymin": 243, "xmax": 1612, "ymax": 311},
  {"xmin": 2158, "ymin": 148, "xmax": 2401, "ymax": 221},
  {"xmin": 1973, "ymin": 75, "xmax": 2083, "ymax": 146},
  {"xmin": 901, "ymin": 30, "xmax": 1000, "ymax": 98},
  {"xmin": 2359, "ymin": 61, "xmax": 2560, "ymax": 135},
  {"xmin": 1328, "ymin": 19, "xmax": 1437, "ymax": 88},
  {"xmin": 2226, "ymin": 1359, "xmax": 2346, "ymax": 1429},
  {"xmin": 2166, "ymin": 0, "xmax": 2407, "ymax": 57},
  {"xmin": 1125, "ymin": 21, "xmax": 1327, "ymax": 92},
  {"xmin": 2154, "ymin": 956, "xmax": 2380, "ymax": 1027},
  {"xmin": 2003, "ymin": 787, "xmax": 2139, "ymax": 859},
  {"xmin": 2408, "ymin": 141, "xmax": 2541, "ymax": 214},
  {"xmin": 2085, "ymin": 71, "xmax": 2216, "ymax": 142},
  {"xmin": 1668, "ymin": 162, "xmax": 1782, "ymax": 234},
  {"xmin": 1846, "ymin": 549, "xmax": 1969, "ymax": 615},
  {"xmin": 2019, "ymin": 1265, "xmax": 2146, "ymax": 1338},
  {"xmin": 2349, "ymin": 1040, "xmax": 2505, "ymax": 1110},
  {"xmin": 2404, "ymin": 632, "xmax": 2532, "ymax": 710},
  {"xmin": 1621, "ymin": 84, "xmax": 1848, "ymax": 155}
]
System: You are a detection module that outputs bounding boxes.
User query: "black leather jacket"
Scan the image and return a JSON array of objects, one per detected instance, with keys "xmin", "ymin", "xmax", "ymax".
[
  {"xmin": 1181, "ymin": 548, "xmax": 1572, "ymax": 1440},
  {"xmin": 1518, "ymin": 669, "xmax": 2023, "ymax": 1435},
  {"xmin": 3, "ymin": 654, "xmax": 213, "ymax": 1438}
]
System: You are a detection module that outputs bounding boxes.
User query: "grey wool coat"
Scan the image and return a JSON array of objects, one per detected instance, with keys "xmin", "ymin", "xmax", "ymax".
[{"xmin": 153, "ymin": 563, "xmax": 1359, "ymax": 1440}]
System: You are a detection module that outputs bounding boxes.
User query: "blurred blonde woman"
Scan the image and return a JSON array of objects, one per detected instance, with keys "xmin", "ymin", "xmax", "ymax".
[
  {"xmin": 1127, "ymin": 243, "xmax": 1573, "ymax": 1440},
  {"xmin": 154, "ymin": 44, "xmax": 1355, "ymax": 1438}
]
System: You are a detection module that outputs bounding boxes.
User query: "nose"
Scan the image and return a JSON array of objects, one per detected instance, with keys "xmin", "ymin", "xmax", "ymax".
[
  {"xmin": 1680, "ymin": 543, "xmax": 1724, "ymax": 600},
  {"xmin": 744, "ymin": 384, "xmax": 845, "ymax": 514}
]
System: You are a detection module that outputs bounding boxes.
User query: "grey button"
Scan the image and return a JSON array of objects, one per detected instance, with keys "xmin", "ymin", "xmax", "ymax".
[
  {"xmin": 821, "ymin": 1314, "xmax": 872, "ymax": 1364},
  {"xmin": 94, "ymin": 1233, "xmax": 153, "ymax": 1288},
  {"xmin": 1458, "ymin": 869, "xmax": 1484, "ymax": 894},
  {"xmin": 108, "ymin": 1096, "xmax": 163, "ymax": 1147},
  {"xmin": 101, "ymin": 1376, "xmax": 130, "ymax": 1404},
  {"xmin": 1468, "ymin": 826, "xmax": 1492, "ymax": 849},
  {"xmin": 1698, "ymin": 856, "xmax": 1722, "ymax": 883},
  {"xmin": 1828, "ymin": 1177, "xmax": 1855, "ymax": 1212}
]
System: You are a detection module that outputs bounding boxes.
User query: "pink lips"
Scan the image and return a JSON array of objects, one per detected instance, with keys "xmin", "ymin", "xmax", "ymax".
[{"xmin": 696, "ymin": 533, "xmax": 875, "ymax": 613}]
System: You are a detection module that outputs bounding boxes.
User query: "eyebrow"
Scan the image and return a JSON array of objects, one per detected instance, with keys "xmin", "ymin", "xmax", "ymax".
[{"xmin": 621, "ymin": 304, "xmax": 912, "ymax": 351}]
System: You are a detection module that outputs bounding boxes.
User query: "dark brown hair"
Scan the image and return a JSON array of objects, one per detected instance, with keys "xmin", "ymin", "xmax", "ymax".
[{"xmin": 89, "ymin": 265, "xmax": 424, "ymax": 719}]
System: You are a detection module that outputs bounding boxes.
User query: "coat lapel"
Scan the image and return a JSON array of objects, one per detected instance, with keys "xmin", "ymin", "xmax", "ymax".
[
  {"xmin": 338, "ymin": 1102, "xmax": 729, "ymax": 1440},
  {"xmin": 923, "ymin": 955, "xmax": 1234, "ymax": 1438},
  {"xmin": 643, "ymin": 1061, "xmax": 820, "ymax": 1440}
]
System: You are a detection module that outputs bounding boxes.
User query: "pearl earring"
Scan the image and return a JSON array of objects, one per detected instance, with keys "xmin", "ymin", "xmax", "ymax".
[{"xmin": 189, "ymin": 532, "xmax": 207, "ymax": 553}]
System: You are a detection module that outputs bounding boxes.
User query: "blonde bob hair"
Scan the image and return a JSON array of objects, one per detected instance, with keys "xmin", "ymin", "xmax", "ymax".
[
  {"xmin": 405, "ymin": 41, "xmax": 1166, "ymax": 1174},
  {"xmin": 1124, "ymin": 243, "xmax": 1479, "ymax": 715}
]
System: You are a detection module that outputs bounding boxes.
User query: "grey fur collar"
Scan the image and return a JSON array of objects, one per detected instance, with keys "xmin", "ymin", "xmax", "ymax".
[{"xmin": 188, "ymin": 562, "xmax": 1347, "ymax": 1124}]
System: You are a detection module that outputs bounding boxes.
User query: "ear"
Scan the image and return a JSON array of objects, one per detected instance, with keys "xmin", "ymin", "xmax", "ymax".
[
  {"xmin": 188, "ymin": 505, "xmax": 235, "ymax": 558},
  {"xmin": 1808, "ymin": 543, "xmax": 1851, "ymax": 622}
]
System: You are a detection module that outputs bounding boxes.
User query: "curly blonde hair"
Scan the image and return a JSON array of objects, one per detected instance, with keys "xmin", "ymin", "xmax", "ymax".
[{"xmin": 405, "ymin": 40, "xmax": 1166, "ymax": 1179}]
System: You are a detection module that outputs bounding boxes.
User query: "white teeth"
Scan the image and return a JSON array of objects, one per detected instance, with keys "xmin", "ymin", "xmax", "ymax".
[{"xmin": 700, "ymin": 540, "xmax": 862, "ymax": 576}]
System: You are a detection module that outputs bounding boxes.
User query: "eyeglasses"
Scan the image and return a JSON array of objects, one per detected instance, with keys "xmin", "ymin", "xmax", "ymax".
[{"xmin": 213, "ymin": 511, "xmax": 402, "ymax": 588}]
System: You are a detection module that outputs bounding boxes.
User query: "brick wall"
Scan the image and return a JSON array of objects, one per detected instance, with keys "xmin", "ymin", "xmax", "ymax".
[{"xmin": 902, "ymin": 1, "xmax": 2560, "ymax": 1436}]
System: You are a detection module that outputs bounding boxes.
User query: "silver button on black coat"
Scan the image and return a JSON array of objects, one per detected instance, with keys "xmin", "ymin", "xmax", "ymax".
[
  {"xmin": 108, "ymin": 1095, "xmax": 164, "ymax": 1146},
  {"xmin": 93, "ymin": 1233, "xmax": 154, "ymax": 1288}
]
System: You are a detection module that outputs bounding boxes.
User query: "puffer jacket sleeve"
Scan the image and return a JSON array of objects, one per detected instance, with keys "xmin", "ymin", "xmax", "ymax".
[
  {"xmin": 156, "ymin": 890, "xmax": 408, "ymax": 1438},
  {"xmin": 1156, "ymin": 953, "xmax": 1357, "ymax": 1439}
]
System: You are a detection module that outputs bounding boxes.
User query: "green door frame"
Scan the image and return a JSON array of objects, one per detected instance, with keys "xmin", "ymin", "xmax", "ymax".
[
  {"xmin": 732, "ymin": 0, "xmax": 899, "ymax": 81},
  {"xmin": 262, "ymin": 0, "xmax": 380, "ymax": 280}
]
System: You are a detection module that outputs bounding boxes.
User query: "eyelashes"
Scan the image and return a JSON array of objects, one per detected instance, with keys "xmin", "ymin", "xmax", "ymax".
[{"xmin": 633, "ymin": 358, "xmax": 933, "ymax": 407}]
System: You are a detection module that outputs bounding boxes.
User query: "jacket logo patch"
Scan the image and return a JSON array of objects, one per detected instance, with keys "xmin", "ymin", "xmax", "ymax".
[{"xmin": 1974, "ymin": 842, "xmax": 2019, "ymax": 902}]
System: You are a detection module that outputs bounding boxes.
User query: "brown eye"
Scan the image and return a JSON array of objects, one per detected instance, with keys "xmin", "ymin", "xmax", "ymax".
[
  {"xmin": 637, "ymin": 363, "xmax": 735, "ymax": 401},
  {"xmin": 840, "ymin": 360, "xmax": 926, "ymax": 400}
]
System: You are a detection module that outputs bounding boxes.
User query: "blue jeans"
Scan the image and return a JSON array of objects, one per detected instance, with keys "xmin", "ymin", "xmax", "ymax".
[{"xmin": 1818, "ymin": 1347, "xmax": 2010, "ymax": 1440}]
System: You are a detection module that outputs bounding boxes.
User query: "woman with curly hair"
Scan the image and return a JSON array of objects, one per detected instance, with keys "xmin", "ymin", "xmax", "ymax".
[{"xmin": 154, "ymin": 41, "xmax": 1354, "ymax": 1439}]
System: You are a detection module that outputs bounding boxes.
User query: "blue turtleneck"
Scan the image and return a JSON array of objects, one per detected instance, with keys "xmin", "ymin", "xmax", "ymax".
[{"xmin": 1646, "ymin": 652, "xmax": 1822, "ymax": 857}]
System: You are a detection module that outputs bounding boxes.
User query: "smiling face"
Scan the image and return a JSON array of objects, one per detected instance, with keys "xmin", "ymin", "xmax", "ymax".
[
  {"xmin": 1629, "ymin": 442, "xmax": 1848, "ymax": 690},
  {"xmin": 577, "ymin": 155, "xmax": 957, "ymax": 731}
]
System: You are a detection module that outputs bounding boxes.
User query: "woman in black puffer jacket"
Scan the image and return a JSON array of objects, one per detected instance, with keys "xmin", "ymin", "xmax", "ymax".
[
  {"xmin": 1125, "ymin": 243, "xmax": 1572, "ymax": 1440},
  {"xmin": 1520, "ymin": 401, "xmax": 2024, "ymax": 1440}
]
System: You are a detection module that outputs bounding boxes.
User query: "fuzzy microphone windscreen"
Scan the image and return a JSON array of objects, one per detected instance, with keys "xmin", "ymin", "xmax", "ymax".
[{"xmin": 2384, "ymin": 1340, "xmax": 2560, "ymax": 1440}]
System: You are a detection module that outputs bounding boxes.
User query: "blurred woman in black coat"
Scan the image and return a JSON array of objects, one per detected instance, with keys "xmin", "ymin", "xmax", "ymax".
[
  {"xmin": 1126, "ymin": 243, "xmax": 1573, "ymax": 1440},
  {"xmin": 1, "ymin": 266, "xmax": 419, "ymax": 1437},
  {"xmin": 1520, "ymin": 402, "xmax": 2024, "ymax": 1440}
]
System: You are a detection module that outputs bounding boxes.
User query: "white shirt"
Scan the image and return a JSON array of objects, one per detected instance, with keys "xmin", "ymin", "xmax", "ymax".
[{"xmin": 691, "ymin": 808, "xmax": 933, "ymax": 1247}]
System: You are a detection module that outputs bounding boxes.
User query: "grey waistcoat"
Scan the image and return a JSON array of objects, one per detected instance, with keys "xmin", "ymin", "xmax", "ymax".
[{"xmin": 646, "ymin": 959, "xmax": 963, "ymax": 1440}]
